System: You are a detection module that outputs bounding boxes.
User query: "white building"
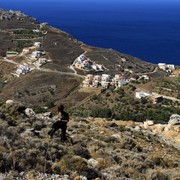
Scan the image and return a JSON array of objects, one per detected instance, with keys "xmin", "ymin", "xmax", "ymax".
[
  {"xmin": 15, "ymin": 64, "xmax": 32, "ymax": 75},
  {"xmin": 140, "ymin": 75, "xmax": 150, "ymax": 81},
  {"xmin": 158, "ymin": 63, "xmax": 166, "ymax": 70},
  {"xmin": 121, "ymin": 58, "xmax": 127, "ymax": 62},
  {"xmin": 167, "ymin": 64, "xmax": 175, "ymax": 71},
  {"xmin": 82, "ymin": 79, "xmax": 92, "ymax": 87},
  {"xmin": 112, "ymin": 74, "xmax": 126, "ymax": 87},
  {"xmin": 97, "ymin": 64, "xmax": 104, "ymax": 71},
  {"xmin": 31, "ymin": 51, "xmax": 42, "ymax": 59},
  {"xmin": 34, "ymin": 42, "xmax": 42, "ymax": 48},
  {"xmin": 101, "ymin": 81, "xmax": 110, "ymax": 88},
  {"xmin": 101, "ymin": 74, "xmax": 111, "ymax": 82},
  {"xmin": 135, "ymin": 91, "xmax": 151, "ymax": 99},
  {"xmin": 33, "ymin": 29, "xmax": 40, "ymax": 33},
  {"xmin": 94, "ymin": 75, "xmax": 101, "ymax": 82},
  {"xmin": 22, "ymin": 48, "xmax": 31, "ymax": 53},
  {"xmin": 86, "ymin": 74, "xmax": 94, "ymax": 81}
]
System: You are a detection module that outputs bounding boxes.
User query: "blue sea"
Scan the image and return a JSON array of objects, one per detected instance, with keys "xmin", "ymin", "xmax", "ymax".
[{"xmin": 1, "ymin": 0, "xmax": 180, "ymax": 65}]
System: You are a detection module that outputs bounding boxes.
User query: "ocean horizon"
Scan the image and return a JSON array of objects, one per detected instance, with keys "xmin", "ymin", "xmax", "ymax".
[{"xmin": 0, "ymin": 0, "xmax": 180, "ymax": 65}]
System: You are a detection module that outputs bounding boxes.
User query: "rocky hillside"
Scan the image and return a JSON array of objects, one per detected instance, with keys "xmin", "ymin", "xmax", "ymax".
[
  {"xmin": 0, "ymin": 10, "xmax": 179, "ymax": 179},
  {"xmin": 0, "ymin": 101, "xmax": 179, "ymax": 179}
]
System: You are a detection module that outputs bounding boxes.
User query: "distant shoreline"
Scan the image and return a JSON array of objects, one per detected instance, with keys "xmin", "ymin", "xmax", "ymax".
[{"xmin": 1, "ymin": 1, "xmax": 180, "ymax": 65}]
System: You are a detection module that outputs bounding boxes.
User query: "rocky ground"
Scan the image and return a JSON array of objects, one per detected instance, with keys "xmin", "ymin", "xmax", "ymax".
[{"xmin": 0, "ymin": 101, "xmax": 179, "ymax": 180}]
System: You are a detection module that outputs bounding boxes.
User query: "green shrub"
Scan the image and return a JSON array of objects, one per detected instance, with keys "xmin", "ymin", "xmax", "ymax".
[
  {"xmin": 73, "ymin": 145, "xmax": 91, "ymax": 159},
  {"xmin": 91, "ymin": 107, "xmax": 112, "ymax": 118},
  {"xmin": 91, "ymin": 94, "xmax": 99, "ymax": 101},
  {"xmin": 33, "ymin": 107, "xmax": 47, "ymax": 114}
]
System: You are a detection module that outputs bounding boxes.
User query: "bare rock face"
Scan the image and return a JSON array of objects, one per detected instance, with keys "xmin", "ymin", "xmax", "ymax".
[
  {"xmin": 146, "ymin": 120, "xmax": 154, "ymax": 126},
  {"xmin": 168, "ymin": 114, "xmax": 180, "ymax": 125},
  {"xmin": 5, "ymin": 99, "xmax": 14, "ymax": 106},
  {"xmin": 87, "ymin": 158, "xmax": 99, "ymax": 169},
  {"xmin": 25, "ymin": 108, "xmax": 35, "ymax": 117}
]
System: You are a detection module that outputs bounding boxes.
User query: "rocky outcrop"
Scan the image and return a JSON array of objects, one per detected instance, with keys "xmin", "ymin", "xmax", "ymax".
[
  {"xmin": 0, "ymin": 9, "xmax": 38, "ymax": 24},
  {"xmin": 168, "ymin": 114, "xmax": 180, "ymax": 125}
]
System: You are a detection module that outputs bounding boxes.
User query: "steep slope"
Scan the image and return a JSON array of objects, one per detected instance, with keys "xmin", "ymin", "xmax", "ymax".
[{"xmin": 0, "ymin": 102, "xmax": 179, "ymax": 179}]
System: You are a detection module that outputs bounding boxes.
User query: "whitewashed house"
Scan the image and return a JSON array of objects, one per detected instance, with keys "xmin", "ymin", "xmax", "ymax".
[
  {"xmin": 101, "ymin": 74, "xmax": 110, "ymax": 82},
  {"xmin": 83, "ymin": 76, "xmax": 93, "ymax": 87},
  {"xmin": 92, "ymin": 75, "xmax": 101, "ymax": 88},
  {"xmin": 31, "ymin": 51, "xmax": 42, "ymax": 59},
  {"xmin": 167, "ymin": 64, "xmax": 175, "ymax": 71},
  {"xmin": 83, "ymin": 79, "xmax": 91, "ymax": 87},
  {"xmin": 33, "ymin": 29, "xmax": 40, "ymax": 33},
  {"xmin": 135, "ymin": 91, "xmax": 151, "ymax": 99},
  {"xmin": 101, "ymin": 74, "xmax": 110, "ymax": 88},
  {"xmin": 121, "ymin": 58, "xmax": 127, "ymax": 62},
  {"xmin": 86, "ymin": 74, "xmax": 94, "ymax": 81},
  {"xmin": 34, "ymin": 42, "xmax": 42, "ymax": 48},
  {"xmin": 158, "ymin": 63, "xmax": 167, "ymax": 70},
  {"xmin": 15, "ymin": 64, "xmax": 31, "ymax": 75},
  {"xmin": 22, "ymin": 47, "xmax": 31, "ymax": 53},
  {"xmin": 101, "ymin": 81, "xmax": 110, "ymax": 88},
  {"xmin": 140, "ymin": 75, "xmax": 150, "ymax": 81},
  {"xmin": 91, "ymin": 65, "xmax": 98, "ymax": 71},
  {"xmin": 97, "ymin": 64, "xmax": 104, "ymax": 71},
  {"xmin": 94, "ymin": 75, "xmax": 101, "ymax": 82}
]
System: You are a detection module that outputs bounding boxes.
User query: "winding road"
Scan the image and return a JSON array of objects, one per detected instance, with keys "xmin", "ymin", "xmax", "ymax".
[{"xmin": 0, "ymin": 56, "xmax": 85, "ymax": 78}]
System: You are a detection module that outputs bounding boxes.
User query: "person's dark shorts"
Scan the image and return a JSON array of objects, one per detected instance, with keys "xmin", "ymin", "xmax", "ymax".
[{"xmin": 52, "ymin": 121, "xmax": 63, "ymax": 129}]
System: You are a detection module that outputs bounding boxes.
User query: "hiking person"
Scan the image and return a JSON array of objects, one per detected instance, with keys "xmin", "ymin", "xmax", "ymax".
[{"xmin": 48, "ymin": 105, "xmax": 69, "ymax": 141}]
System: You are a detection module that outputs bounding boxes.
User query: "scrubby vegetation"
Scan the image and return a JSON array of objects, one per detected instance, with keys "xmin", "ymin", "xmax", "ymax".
[
  {"xmin": 0, "ymin": 101, "xmax": 179, "ymax": 179},
  {"xmin": 0, "ymin": 8, "xmax": 180, "ymax": 179},
  {"xmin": 13, "ymin": 29, "xmax": 43, "ymax": 38},
  {"xmin": 70, "ymin": 86, "xmax": 180, "ymax": 123}
]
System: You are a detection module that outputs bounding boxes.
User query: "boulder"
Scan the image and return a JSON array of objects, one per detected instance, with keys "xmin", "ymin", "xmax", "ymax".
[
  {"xmin": 111, "ymin": 134, "xmax": 121, "ymax": 139},
  {"xmin": 0, "ymin": 112, "xmax": 6, "ymax": 120},
  {"xmin": 25, "ymin": 108, "xmax": 35, "ymax": 117},
  {"xmin": 5, "ymin": 99, "xmax": 14, "ymax": 106},
  {"xmin": 168, "ymin": 114, "xmax": 180, "ymax": 125},
  {"xmin": 146, "ymin": 120, "xmax": 154, "ymax": 126},
  {"xmin": 87, "ymin": 158, "xmax": 99, "ymax": 168},
  {"xmin": 35, "ymin": 112, "xmax": 52, "ymax": 120},
  {"xmin": 143, "ymin": 121, "xmax": 149, "ymax": 129},
  {"xmin": 134, "ymin": 126, "xmax": 141, "ymax": 131},
  {"xmin": 144, "ymin": 120, "xmax": 154, "ymax": 129}
]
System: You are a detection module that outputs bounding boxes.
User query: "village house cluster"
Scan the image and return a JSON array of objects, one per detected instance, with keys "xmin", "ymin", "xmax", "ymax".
[
  {"xmin": 82, "ymin": 73, "xmax": 127, "ymax": 88},
  {"xmin": 8, "ymin": 41, "xmax": 51, "ymax": 77},
  {"xmin": 82, "ymin": 73, "xmax": 151, "ymax": 89},
  {"xmin": 158, "ymin": 63, "xmax": 175, "ymax": 73},
  {"xmin": 13, "ymin": 64, "xmax": 33, "ymax": 77},
  {"xmin": 73, "ymin": 54, "xmax": 105, "ymax": 72}
]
